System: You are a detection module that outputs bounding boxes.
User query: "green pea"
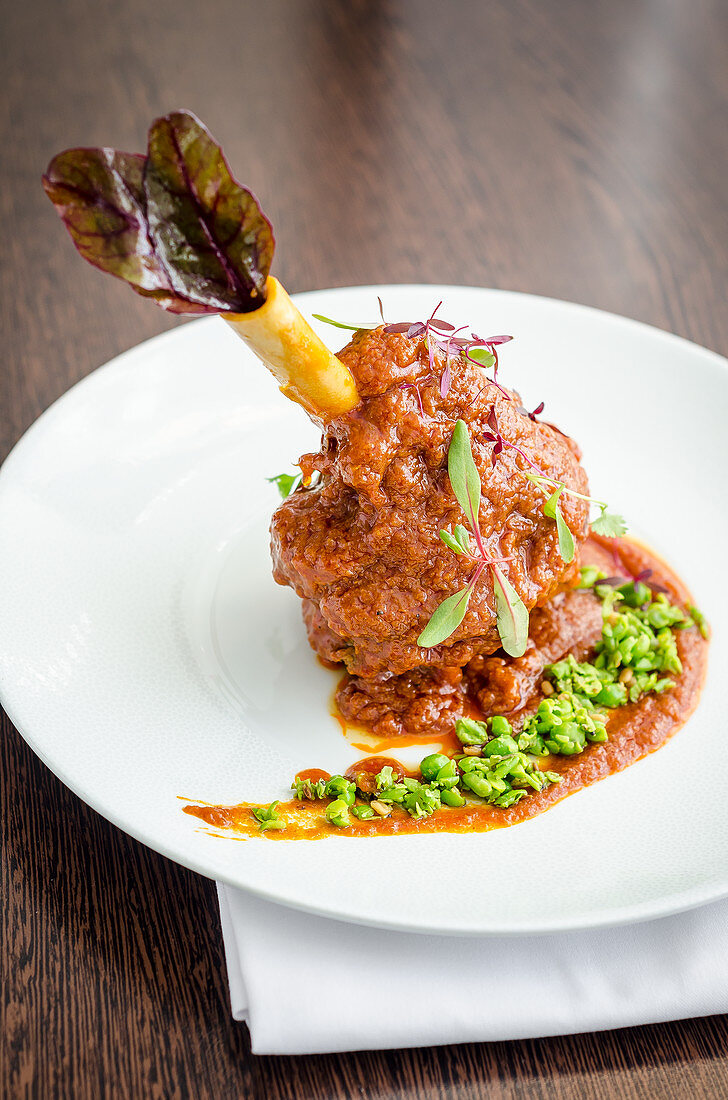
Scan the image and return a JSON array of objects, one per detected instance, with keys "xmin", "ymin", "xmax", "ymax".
[
  {"xmin": 489, "ymin": 715, "xmax": 513, "ymax": 737},
  {"xmin": 420, "ymin": 753, "xmax": 450, "ymax": 781},
  {"xmin": 440, "ymin": 788, "xmax": 466, "ymax": 807},
  {"xmin": 482, "ymin": 734, "xmax": 519, "ymax": 758},
  {"xmin": 325, "ymin": 799, "xmax": 350, "ymax": 827},
  {"xmin": 325, "ymin": 776, "xmax": 356, "ymax": 805},
  {"xmin": 456, "ymin": 717, "xmax": 490, "ymax": 745},
  {"xmin": 595, "ymin": 683, "xmax": 627, "ymax": 708}
]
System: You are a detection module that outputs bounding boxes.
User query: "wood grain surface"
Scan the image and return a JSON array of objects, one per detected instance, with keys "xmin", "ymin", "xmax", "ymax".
[{"xmin": 2, "ymin": 0, "xmax": 727, "ymax": 1095}]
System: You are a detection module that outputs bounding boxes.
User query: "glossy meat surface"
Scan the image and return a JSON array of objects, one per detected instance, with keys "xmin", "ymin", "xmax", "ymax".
[{"xmin": 271, "ymin": 326, "xmax": 590, "ymax": 677}]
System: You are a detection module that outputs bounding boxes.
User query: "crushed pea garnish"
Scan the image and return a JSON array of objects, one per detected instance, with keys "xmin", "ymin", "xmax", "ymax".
[{"xmin": 249, "ymin": 572, "xmax": 706, "ymax": 834}]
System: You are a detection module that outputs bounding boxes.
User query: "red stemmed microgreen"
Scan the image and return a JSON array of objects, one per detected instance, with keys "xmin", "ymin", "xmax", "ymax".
[
  {"xmin": 417, "ymin": 420, "xmax": 529, "ymax": 657},
  {"xmin": 479, "ymin": 404, "xmax": 624, "ymax": 562},
  {"xmin": 384, "ymin": 306, "xmax": 513, "ymax": 400},
  {"xmin": 525, "ymin": 473, "xmax": 627, "ymax": 540}
]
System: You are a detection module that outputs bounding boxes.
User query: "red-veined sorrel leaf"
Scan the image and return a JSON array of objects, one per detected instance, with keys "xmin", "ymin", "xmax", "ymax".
[
  {"xmin": 41, "ymin": 148, "xmax": 198, "ymax": 311},
  {"xmin": 492, "ymin": 565, "xmax": 529, "ymax": 657},
  {"xmin": 144, "ymin": 111, "xmax": 273, "ymax": 313},
  {"xmin": 42, "ymin": 111, "xmax": 274, "ymax": 315},
  {"xmin": 417, "ymin": 585, "xmax": 473, "ymax": 647}
]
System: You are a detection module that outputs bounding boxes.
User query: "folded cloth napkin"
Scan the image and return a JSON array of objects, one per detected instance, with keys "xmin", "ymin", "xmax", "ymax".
[{"xmin": 217, "ymin": 883, "xmax": 728, "ymax": 1055}]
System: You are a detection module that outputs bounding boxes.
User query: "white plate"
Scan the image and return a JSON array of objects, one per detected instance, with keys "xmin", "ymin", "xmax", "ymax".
[{"xmin": 0, "ymin": 285, "xmax": 725, "ymax": 936}]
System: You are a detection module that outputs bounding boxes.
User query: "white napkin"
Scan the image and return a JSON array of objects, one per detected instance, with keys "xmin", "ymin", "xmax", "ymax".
[{"xmin": 217, "ymin": 883, "xmax": 728, "ymax": 1055}]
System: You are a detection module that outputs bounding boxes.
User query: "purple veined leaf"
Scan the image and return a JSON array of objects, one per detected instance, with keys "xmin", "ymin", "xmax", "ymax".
[
  {"xmin": 428, "ymin": 318, "xmax": 456, "ymax": 333},
  {"xmin": 43, "ymin": 111, "xmax": 275, "ymax": 315},
  {"xmin": 491, "ymin": 565, "xmax": 529, "ymax": 657},
  {"xmin": 529, "ymin": 401, "xmax": 545, "ymax": 419},
  {"xmin": 408, "ymin": 321, "xmax": 427, "ymax": 338},
  {"xmin": 417, "ymin": 585, "xmax": 473, "ymax": 648},
  {"xmin": 377, "ymin": 295, "xmax": 385, "ymax": 321},
  {"xmin": 484, "ymin": 335, "xmax": 513, "ymax": 346},
  {"xmin": 447, "ymin": 420, "xmax": 481, "ymax": 532},
  {"xmin": 384, "ymin": 322, "xmax": 415, "ymax": 334},
  {"xmin": 41, "ymin": 147, "xmax": 205, "ymax": 313},
  {"xmin": 144, "ymin": 110, "xmax": 274, "ymax": 313},
  {"xmin": 487, "ymin": 407, "xmax": 498, "ymax": 432}
]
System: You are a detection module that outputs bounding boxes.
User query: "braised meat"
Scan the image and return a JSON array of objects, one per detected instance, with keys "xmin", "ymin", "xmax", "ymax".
[{"xmin": 271, "ymin": 326, "xmax": 590, "ymax": 678}]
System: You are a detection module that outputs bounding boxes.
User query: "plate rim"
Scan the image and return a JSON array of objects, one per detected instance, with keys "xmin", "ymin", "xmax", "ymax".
[{"xmin": 1, "ymin": 282, "xmax": 726, "ymax": 938}]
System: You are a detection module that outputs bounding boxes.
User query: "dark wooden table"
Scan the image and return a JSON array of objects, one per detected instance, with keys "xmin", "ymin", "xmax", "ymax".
[{"xmin": 3, "ymin": 0, "xmax": 728, "ymax": 1095}]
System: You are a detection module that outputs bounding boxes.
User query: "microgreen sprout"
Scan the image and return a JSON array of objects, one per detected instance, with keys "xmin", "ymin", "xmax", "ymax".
[
  {"xmin": 418, "ymin": 420, "xmax": 529, "ymax": 656},
  {"xmin": 312, "ymin": 314, "xmax": 377, "ymax": 332},
  {"xmin": 268, "ymin": 471, "xmax": 302, "ymax": 498},
  {"xmin": 525, "ymin": 473, "xmax": 627, "ymax": 540},
  {"xmin": 384, "ymin": 305, "xmax": 513, "ymax": 399}
]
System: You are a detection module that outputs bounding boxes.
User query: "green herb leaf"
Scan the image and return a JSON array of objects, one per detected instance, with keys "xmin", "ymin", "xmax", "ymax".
[
  {"xmin": 439, "ymin": 530, "xmax": 464, "ymax": 554},
  {"xmin": 417, "ymin": 585, "xmax": 472, "ymax": 648},
  {"xmin": 591, "ymin": 509, "xmax": 627, "ymax": 538},
  {"xmin": 312, "ymin": 313, "xmax": 375, "ymax": 331},
  {"xmin": 467, "ymin": 347, "xmax": 496, "ymax": 369},
  {"xmin": 439, "ymin": 526, "xmax": 472, "ymax": 556},
  {"xmin": 448, "ymin": 420, "xmax": 481, "ymax": 531},
  {"xmin": 492, "ymin": 565, "xmax": 529, "ymax": 657},
  {"xmin": 454, "ymin": 524, "xmax": 472, "ymax": 552},
  {"xmin": 543, "ymin": 486, "xmax": 576, "ymax": 563},
  {"xmin": 268, "ymin": 472, "xmax": 301, "ymax": 499}
]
